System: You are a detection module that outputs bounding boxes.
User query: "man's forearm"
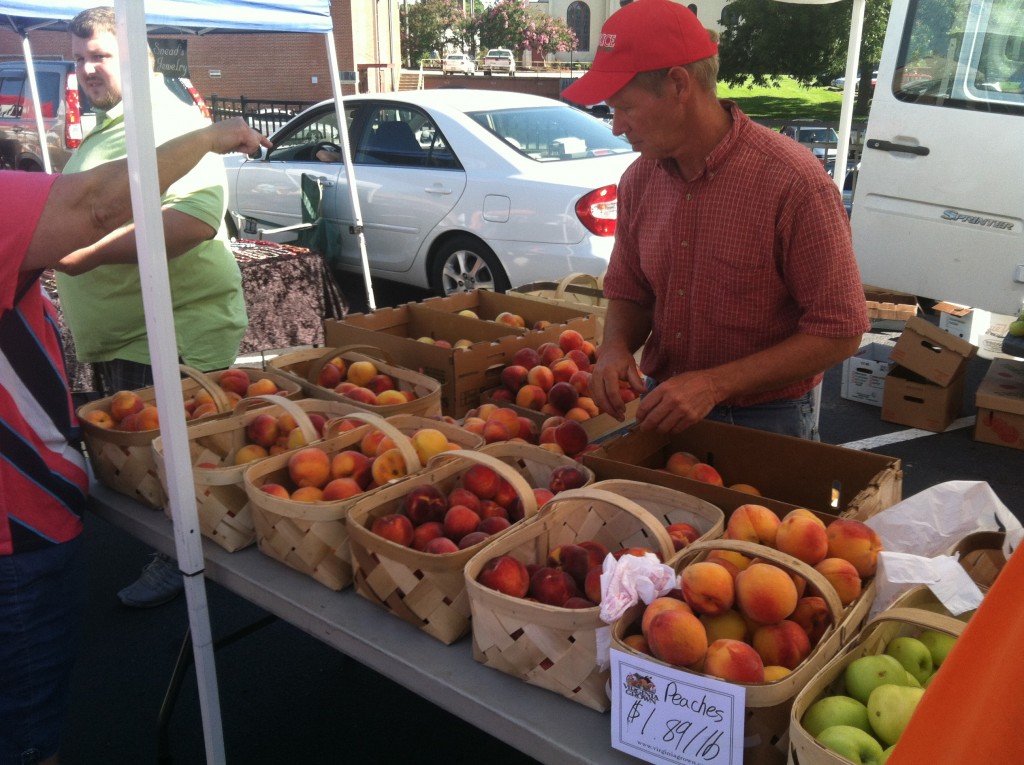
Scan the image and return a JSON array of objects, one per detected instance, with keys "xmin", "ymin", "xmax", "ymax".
[{"xmin": 602, "ymin": 298, "xmax": 653, "ymax": 355}]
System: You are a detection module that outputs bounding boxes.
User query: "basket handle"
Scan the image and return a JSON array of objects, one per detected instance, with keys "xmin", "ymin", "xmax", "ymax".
[
  {"xmin": 334, "ymin": 411, "xmax": 422, "ymax": 475},
  {"xmin": 554, "ymin": 272, "xmax": 600, "ymax": 298},
  {"xmin": 679, "ymin": 538, "xmax": 846, "ymax": 625},
  {"xmin": 305, "ymin": 345, "xmax": 397, "ymax": 386},
  {"xmin": 233, "ymin": 394, "xmax": 320, "ymax": 445},
  {"xmin": 537, "ymin": 486, "xmax": 677, "ymax": 562},
  {"xmin": 178, "ymin": 364, "xmax": 232, "ymax": 413},
  {"xmin": 426, "ymin": 449, "xmax": 539, "ymax": 521},
  {"xmin": 864, "ymin": 606, "xmax": 967, "ymax": 637}
]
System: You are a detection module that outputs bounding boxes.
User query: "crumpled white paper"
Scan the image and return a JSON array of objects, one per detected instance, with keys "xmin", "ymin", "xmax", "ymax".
[
  {"xmin": 594, "ymin": 552, "xmax": 679, "ymax": 671},
  {"xmin": 864, "ymin": 481, "xmax": 1023, "ymax": 618}
]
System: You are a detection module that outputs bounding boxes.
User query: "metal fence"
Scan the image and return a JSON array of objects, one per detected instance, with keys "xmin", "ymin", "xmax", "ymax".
[{"xmin": 208, "ymin": 95, "xmax": 316, "ymax": 135}]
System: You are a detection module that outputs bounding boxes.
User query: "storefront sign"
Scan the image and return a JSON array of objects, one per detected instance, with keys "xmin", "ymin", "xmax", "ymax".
[{"xmin": 149, "ymin": 38, "xmax": 189, "ymax": 78}]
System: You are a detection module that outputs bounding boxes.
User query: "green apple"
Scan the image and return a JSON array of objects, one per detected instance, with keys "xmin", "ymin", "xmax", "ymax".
[
  {"xmin": 802, "ymin": 694, "xmax": 872, "ymax": 737},
  {"xmin": 817, "ymin": 724, "xmax": 885, "ymax": 765},
  {"xmin": 904, "ymin": 672, "xmax": 921, "ymax": 688},
  {"xmin": 844, "ymin": 654, "xmax": 910, "ymax": 705},
  {"xmin": 867, "ymin": 684, "xmax": 925, "ymax": 746},
  {"xmin": 885, "ymin": 636, "xmax": 933, "ymax": 684},
  {"xmin": 918, "ymin": 629, "xmax": 957, "ymax": 668},
  {"xmin": 879, "ymin": 744, "xmax": 897, "ymax": 763}
]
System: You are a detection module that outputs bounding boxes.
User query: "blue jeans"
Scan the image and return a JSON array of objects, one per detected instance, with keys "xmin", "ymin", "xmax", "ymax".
[{"xmin": 0, "ymin": 537, "xmax": 86, "ymax": 765}]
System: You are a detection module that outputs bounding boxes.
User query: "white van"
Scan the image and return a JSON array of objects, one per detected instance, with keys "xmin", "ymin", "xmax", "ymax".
[{"xmin": 852, "ymin": 0, "xmax": 1024, "ymax": 316}]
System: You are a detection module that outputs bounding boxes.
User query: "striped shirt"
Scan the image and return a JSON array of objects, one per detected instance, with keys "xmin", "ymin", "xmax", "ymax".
[
  {"xmin": 605, "ymin": 101, "xmax": 869, "ymax": 407},
  {"xmin": 1, "ymin": 172, "xmax": 87, "ymax": 555}
]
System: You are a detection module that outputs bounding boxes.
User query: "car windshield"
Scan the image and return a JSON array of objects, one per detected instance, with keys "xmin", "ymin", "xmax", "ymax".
[
  {"xmin": 798, "ymin": 127, "xmax": 839, "ymax": 143},
  {"xmin": 467, "ymin": 105, "xmax": 632, "ymax": 161}
]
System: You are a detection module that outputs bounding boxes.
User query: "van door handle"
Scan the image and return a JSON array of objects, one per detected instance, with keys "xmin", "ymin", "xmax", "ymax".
[
  {"xmin": 319, "ymin": 179, "xmax": 335, "ymax": 187},
  {"xmin": 866, "ymin": 139, "xmax": 930, "ymax": 156},
  {"xmin": 425, "ymin": 185, "xmax": 452, "ymax": 195}
]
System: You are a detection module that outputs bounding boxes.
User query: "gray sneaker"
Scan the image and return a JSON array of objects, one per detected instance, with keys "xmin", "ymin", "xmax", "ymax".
[{"xmin": 117, "ymin": 552, "xmax": 184, "ymax": 608}]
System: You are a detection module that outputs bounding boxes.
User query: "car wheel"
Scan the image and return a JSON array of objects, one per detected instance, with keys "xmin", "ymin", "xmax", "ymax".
[{"xmin": 431, "ymin": 236, "xmax": 509, "ymax": 295}]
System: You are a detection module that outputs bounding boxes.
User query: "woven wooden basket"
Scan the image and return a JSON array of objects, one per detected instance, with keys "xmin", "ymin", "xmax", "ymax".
[
  {"xmin": 511, "ymin": 273, "xmax": 609, "ymax": 342},
  {"xmin": 788, "ymin": 606, "xmax": 965, "ymax": 765},
  {"xmin": 267, "ymin": 345, "xmax": 442, "ymax": 418},
  {"xmin": 77, "ymin": 365, "xmax": 236, "ymax": 509},
  {"xmin": 347, "ymin": 447, "xmax": 563, "ymax": 645},
  {"xmin": 585, "ymin": 478, "xmax": 726, "ymax": 542},
  {"xmin": 611, "ymin": 538, "xmax": 860, "ymax": 764},
  {"xmin": 243, "ymin": 413, "xmax": 422, "ymax": 591},
  {"xmin": 152, "ymin": 395, "xmax": 353, "ymax": 552},
  {"xmin": 464, "ymin": 486, "xmax": 677, "ymax": 712}
]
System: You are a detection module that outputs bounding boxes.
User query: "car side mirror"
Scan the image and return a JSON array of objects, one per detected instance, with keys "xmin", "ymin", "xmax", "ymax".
[{"xmin": 249, "ymin": 145, "xmax": 269, "ymax": 161}]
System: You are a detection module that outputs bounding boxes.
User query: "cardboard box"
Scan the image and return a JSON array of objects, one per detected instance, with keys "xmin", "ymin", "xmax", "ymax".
[
  {"xmin": 415, "ymin": 289, "xmax": 596, "ymax": 330},
  {"xmin": 865, "ymin": 287, "xmax": 918, "ymax": 330},
  {"xmin": 582, "ymin": 419, "xmax": 902, "ymax": 521},
  {"xmin": 324, "ymin": 303, "xmax": 596, "ymax": 418},
  {"xmin": 881, "ymin": 365, "xmax": 965, "ymax": 432},
  {"xmin": 841, "ymin": 342, "xmax": 894, "ymax": 406},
  {"xmin": 511, "ymin": 279, "xmax": 609, "ymax": 342},
  {"xmin": 974, "ymin": 357, "xmax": 1024, "ymax": 450},
  {"xmin": 478, "ymin": 387, "xmax": 640, "ymax": 442},
  {"xmin": 978, "ymin": 317, "xmax": 1024, "ymax": 361},
  {"xmin": 889, "ymin": 316, "xmax": 976, "ymax": 387},
  {"xmin": 934, "ymin": 301, "xmax": 993, "ymax": 345}
]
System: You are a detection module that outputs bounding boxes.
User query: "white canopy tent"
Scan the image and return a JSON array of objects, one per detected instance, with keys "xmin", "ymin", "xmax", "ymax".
[{"xmin": 1, "ymin": 1, "xmax": 374, "ymax": 761}]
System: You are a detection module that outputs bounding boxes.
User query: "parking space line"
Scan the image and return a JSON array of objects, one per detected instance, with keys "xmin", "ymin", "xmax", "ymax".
[{"xmin": 839, "ymin": 416, "xmax": 976, "ymax": 450}]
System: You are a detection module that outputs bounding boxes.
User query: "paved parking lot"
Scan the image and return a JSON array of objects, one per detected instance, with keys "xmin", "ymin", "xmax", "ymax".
[{"xmin": 61, "ymin": 283, "xmax": 1023, "ymax": 764}]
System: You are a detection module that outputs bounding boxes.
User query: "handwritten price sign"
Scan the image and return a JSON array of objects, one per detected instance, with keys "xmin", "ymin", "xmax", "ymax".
[{"xmin": 610, "ymin": 648, "xmax": 745, "ymax": 765}]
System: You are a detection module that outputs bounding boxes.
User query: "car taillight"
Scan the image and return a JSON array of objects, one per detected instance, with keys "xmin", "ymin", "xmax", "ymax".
[
  {"xmin": 65, "ymin": 72, "xmax": 83, "ymax": 149},
  {"xmin": 575, "ymin": 184, "xmax": 618, "ymax": 237}
]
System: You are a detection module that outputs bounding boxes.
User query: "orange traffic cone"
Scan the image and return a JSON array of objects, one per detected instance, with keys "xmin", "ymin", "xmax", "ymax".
[{"xmin": 888, "ymin": 542, "xmax": 1024, "ymax": 764}]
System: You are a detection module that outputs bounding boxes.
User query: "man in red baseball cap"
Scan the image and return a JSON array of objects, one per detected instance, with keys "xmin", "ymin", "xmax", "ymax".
[{"xmin": 574, "ymin": 0, "xmax": 868, "ymax": 440}]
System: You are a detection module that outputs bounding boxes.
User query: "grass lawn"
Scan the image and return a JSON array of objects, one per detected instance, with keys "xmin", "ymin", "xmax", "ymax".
[{"xmin": 719, "ymin": 76, "xmax": 868, "ymax": 123}]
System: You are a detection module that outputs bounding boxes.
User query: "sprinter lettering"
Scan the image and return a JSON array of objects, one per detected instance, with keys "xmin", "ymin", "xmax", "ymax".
[{"xmin": 940, "ymin": 210, "xmax": 1015, "ymax": 230}]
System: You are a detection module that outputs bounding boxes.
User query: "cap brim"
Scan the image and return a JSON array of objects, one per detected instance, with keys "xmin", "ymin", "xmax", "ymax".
[{"xmin": 561, "ymin": 69, "xmax": 635, "ymax": 106}]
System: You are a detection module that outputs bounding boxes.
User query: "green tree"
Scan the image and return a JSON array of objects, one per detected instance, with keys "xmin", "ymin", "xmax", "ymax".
[
  {"xmin": 475, "ymin": 0, "xmax": 531, "ymax": 52},
  {"xmin": 401, "ymin": 0, "xmax": 462, "ymax": 66}
]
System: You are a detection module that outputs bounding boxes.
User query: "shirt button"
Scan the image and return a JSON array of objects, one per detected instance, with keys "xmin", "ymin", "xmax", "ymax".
[
  {"xmin": 676, "ymin": 331, "xmax": 682, "ymax": 339},
  {"xmin": 678, "ymin": 288, "xmax": 685, "ymax": 296},
  {"xmin": 680, "ymin": 241, "xmax": 689, "ymax": 248},
  {"xmin": 686, "ymin": 193, "xmax": 693, "ymax": 201}
]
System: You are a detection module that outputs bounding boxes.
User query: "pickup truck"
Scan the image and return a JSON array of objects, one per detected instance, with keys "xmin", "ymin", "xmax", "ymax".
[{"xmin": 480, "ymin": 48, "xmax": 516, "ymax": 76}]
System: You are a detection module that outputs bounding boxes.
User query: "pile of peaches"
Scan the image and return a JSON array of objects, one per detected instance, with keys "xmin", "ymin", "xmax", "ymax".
[
  {"xmin": 257, "ymin": 424, "xmax": 458, "ymax": 504},
  {"xmin": 662, "ymin": 450, "xmax": 765, "ymax": 494},
  {"xmin": 460, "ymin": 402, "xmax": 592, "ymax": 459},
  {"xmin": 369, "ymin": 462, "xmax": 588, "ymax": 555},
  {"xmin": 229, "ymin": 409, "xmax": 331, "ymax": 466},
  {"xmin": 82, "ymin": 369, "xmax": 282, "ymax": 431},
  {"xmin": 312, "ymin": 356, "xmax": 417, "ymax": 407},
  {"xmin": 619, "ymin": 505, "xmax": 883, "ymax": 684}
]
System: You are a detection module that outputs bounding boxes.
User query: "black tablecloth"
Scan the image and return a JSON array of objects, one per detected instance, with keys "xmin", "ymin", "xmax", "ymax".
[{"xmin": 44, "ymin": 241, "xmax": 346, "ymax": 394}]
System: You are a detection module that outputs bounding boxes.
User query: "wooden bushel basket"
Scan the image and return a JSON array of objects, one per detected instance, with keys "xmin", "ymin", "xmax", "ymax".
[
  {"xmin": 464, "ymin": 486, "xmax": 677, "ymax": 712},
  {"xmin": 585, "ymin": 478, "xmax": 726, "ymax": 541},
  {"xmin": 152, "ymin": 395, "xmax": 348, "ymax": 553},
  {"xmin": 347, "ymin": 448, "xmax": 563, "ymax": 645},
  {"xmin": 612, "ymin": 539, "xmax": 854, "ymax": 764},
  {"xmin": 243, "ymin": 413, "xmax": 422, "ymax": 591},
  {"xmin": 267, "ymin": 345, "xmax": 442, "ymax": 418},
  {"xmin": 788, "ymin": 606, "xmax": 965, "ymax": 765},
  {"xmin": 511, "ymin": 273, "xmax": 609, "ymax": 342}
]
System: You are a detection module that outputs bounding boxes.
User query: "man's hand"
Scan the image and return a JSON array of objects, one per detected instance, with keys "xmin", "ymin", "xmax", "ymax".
[
  {"xmin": 207, "ymin": 116, "xmax": 272, "ymax": 156},
  {"xmin": 590, "ymin": 345, "xmax": 646, "ymax": 421},
  {"xmin": 634, "ymin": 370, "xmax": 721, "ymax": 433}
]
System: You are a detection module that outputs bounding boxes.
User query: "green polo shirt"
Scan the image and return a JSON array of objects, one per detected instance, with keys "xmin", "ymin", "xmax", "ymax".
[{"xmin": 55, "ymin": 76, "xmax": 247, "ymax": 371}]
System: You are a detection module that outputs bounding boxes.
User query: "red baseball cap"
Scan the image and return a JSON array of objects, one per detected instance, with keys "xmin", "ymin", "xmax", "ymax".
[{"xmin": 562, "ymin": 0, "xmax": 718, "ymax": 106}]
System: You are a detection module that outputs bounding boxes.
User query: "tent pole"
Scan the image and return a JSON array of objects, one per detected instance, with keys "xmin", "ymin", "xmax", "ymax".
[
  {"xmin": 832, "ymin": 0, "xmax": 866, "ymax": 193},
  {"xmin": 116, "ymin": 1, "xmax": 226, "ymax": 761},
  {"xmin": 324, "ymin": 30, "xmax": 377, "ymax": 312},
  {"xmin": 20, "ymin": 33, "xmax": 52, "ymax": 173}
]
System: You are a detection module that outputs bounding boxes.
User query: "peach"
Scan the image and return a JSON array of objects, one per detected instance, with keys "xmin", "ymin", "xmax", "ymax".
[
  {"xmin": 287, "ymin": 447, "xmax": 331, "ymax": 489},
  {"xmin": 538, "ymin": 443, "xmax": 565, "ymax": 456},
  {"xmin": 462, "ymin": 417, "xmax": 486, "ymax": 437},
  {"xmin": 560, "ymin": 544, "xmax": 605, "ymax": 589},
  {"xmin": 343, "ymin": 387, "xmax": 378, "ymax": 405},
  {"xmin": 84, "ymin": 409, "xmax": 115, "ymax": 429},
  {"xmin": 688, "ymin": 462, "xmax": 725, "ymax": 486},
  {"xmin": 330, "ymin": 450, "xmax": 372, "ymax": 488},
  {"xmin": 478, "ymin": 499, "xmax": 508, "ymax": 521},
  {"xmin": 500, "ymin": 364, "xmax": 530, "ymax": 392},
  {"xmin": 246, "ymin": 378, "xmax": 279, "ymax": 397},
  {"xmin": 375, "ymin": 390, "xmax": 408, "ymax": 406},
  {"xmin": 548, "ymin": 465, "xmax": 587, "ymax": 493},
  {"xmin": 776, "ymin": 509, "xmax": 829, "ymax": 565},
  {"xmin": 515, "ymin": 384, "xmax": 547, "ymax": 411},
  {"xmin": 663, "ymin": 452, "xmax": 704, "ymax": 475},
  {"xmin": 494, "ymin": 311, "xmax": 525, "ymax": 329},
  {"xmin": 109, "ymin": 390, "xmax": 145, "ymax": 422},
  {"xmin": 482, "ymin": 419, "xmax": 510, "ymax": 444},
  {"xmin": 245, "ymin": 413, "xmax": 280, "ymax": 449},
  {"xmin": 425, "ymin": 537, "xmax": 460, "ymax": 554},
  {"xmin": 622, "ymin": 634, "xmax": 651, "ymax": 654},
  {"xmin": 763, "ymin": 665, "xmax": 791, "ymax": 682},
  {"xmin": 725, "ymin": 504, "xmax": 781, "ymax": 547},
  {"xmin": 704, "ymin": 639, "xmax": 766, "ymax": 684},
  {"xmin": 489, "ymin": 387, "xmax": 514, "ymax": 403},
  {"xmin": 234, "ymin": 444, "xmax": 269, "ymax": 465},
  {"xmin": 558, "ymin": 328, "xmax": 586, "ymax": 354},
  {"xmin": 752, "ymin": 619, "xmax": 811, "ymax": 670},
  {"xmin": 410, "ymin": 428, "xmax": 450, "ymax": 463},
  {"xmin": 566, "ymin": 349, "xmax": 591, "ymax": 372},
  {"xmin": 217, "ymin": 368, "xmax": 252, "ymax": 397},
  {"xmin": 681, "ymin": 561, "xmax": 736, "ymax": 616},
  {"xmin": 370, "ymin": 448, "xmax": 408, "ymax": 485},
  {"xmin": 458, "ymin": 531, "xmax": 491, "ymax": 550},
  {"xmin": 290, "ymin": 486, "xmax": 323, "ymax": 502},
  {"xmin": 259, "ymin": 483, "xmax": 290, "ymax": 499},
  {"xmin": 487, "ymin": 407, "xmax": 520, "ymax": 437},
  {"xmin": 706, "ymin": 549, "xmax": 752, "ymax": 574},
  {"xmin": 564, "ymin": 596, "xmax": 597, "ymax": 609},
  {"xmin": 576, "ymin": 397, "xmax": 600, "ymax": 418},
  {"xmin": 366, "ymin": 374, "xmax": 395, "ymax": 395},
  {"xmin": 734, "ymin": 562, "xmax": 799, "ymax": 624},
  {"xmin": 512, "ymin": 347, "xmax": 542, "ymax": 369},
  {"xmin": 537, "ymin": 342, "xmax": 565, "ymax": 366},
  {"xmin": 516, "ymin": 416, "xmax": 538, "ymax": 443},
  {"xmin": 550, "ymin": 358, "xmax": 580, "ymax": 384},
  {"xmin": 645, "ymin": 609, "xmax": 708, "ymax": 668},
  {"xmin": 447, "ymin": 487, "xmax": 481, "ymax": 513},
  {"xmin": 334, "ymin": 381, "xmax": 358, "ymax": 396},
  {"xmin": 321, "ymin": 477, "xmax": 363, "ymax": 501},
  {"xmin": 135, "ymin": 405, "xmax": 160, "ymax": 431},
  {"xmin": 315, "ymin": 362, "xmax": 342, "ymax": 389},
  {"xmin": 360, "ymin": 429, "xmax": 388, "ymax": 457},
  {"xmin": 402, "ymin": 484, "xmax": 448, "ymax": 526},
  {"xmin": 825, "ymin": 518, "xmax": 883, "ymax": 577},
  {"xmin": 443, "ymin": 504, "xmax": 482, "ymax": 543},
  {"xmin": 370, "ymin": 513, "xmax": 414, "ymax": 546},
  {"xmin": 346, "ymin": 360, "xmax": 378, "ymax": 386},
  {"xmin": 666, "ymin": 522, "xmax": 701, "ymax": 551},
  {"xmin": 641, "ymin": 596, "xmax": 694, "ymax": 636},
  {"xmin": 729, "ymin": 483, "xmax": 762, "ymax": 496},
  {"xmin": 791, "ymin": 596, "xmax": 831, "ymax": 645},
  {"xmin": 477, "ymin": 516, "xmax": 511, "ymax": 536},
  {"xmin": 477, "ymin": 555, "xmax": 531, "ymax": 598},
  {"xmin": 528, "ymin": 566, "xmax": 580, "ymax": 607},
  {"xmin": 285, "ymin": 427, "xmax": 309, "ymax": 450},
  {"xmin": 584, "ymin": 566, "xmax": 603, "ymax": 604},
  {"xmin": 412, "ymin": 521, "xmax": 446, "ymax": 552},
  {"xmin": 191, "ymin": 402, "xmax": 219, "ymax": 420},
  {"xmin": 462, "ymin": 464, "xmax": 500, "ymax": 499},
  {"xmin": 699, "ymin": 609, "xmax": 749, "ymax": 644},
  {"xmin": 491, "ymin": 478, "xmax": 519, "ymax": 510},
  {"xmin": 547, "ymin": 381, "xmax": 579, "ymax": 413},
  {"xmin": 569, "ymin": 371, "xmax": 594, "ymax": 403},
  {"xmin": 553, "ymin": 419, "xmax": 588, "ymax": 457},
  {"xmin": 813, "ymin": 557, "xmax": 863, "ymax": 605},
  {"xmin": 525, "ymin": 365, "xmax": 555, "ymax": 392}
]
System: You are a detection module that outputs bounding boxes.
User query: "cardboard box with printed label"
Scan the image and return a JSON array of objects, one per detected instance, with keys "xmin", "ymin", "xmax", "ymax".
[
  {"xmin": 933, "ymin": 301, "xmax": 992, "ymax": 345},
  {"xmin": 841, "ymin": 342, "xmax": 894, "ymax": 406},
  {"xmin": 324, "ymin": 302, "xmax": 596, "ymax": 418},
  {"xmin": 582, "ymin": 419, "xmax": 902, "ymax": 521},
  {"xmin": 974, "ymin": 358, "xmax": 1024, "ymax": 450},
  {"xmin": 888, "ymin": 315, "xmax": 976, "ymax": 387},
  {"xmin": 881, "ymin": 364, "xmax": 966, "ymax": 432}
]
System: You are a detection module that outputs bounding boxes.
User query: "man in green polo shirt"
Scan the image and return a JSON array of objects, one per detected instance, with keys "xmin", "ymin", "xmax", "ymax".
[{"xmin": 57, "ymin": 6, "xmax": 248, "ymax": 607}]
